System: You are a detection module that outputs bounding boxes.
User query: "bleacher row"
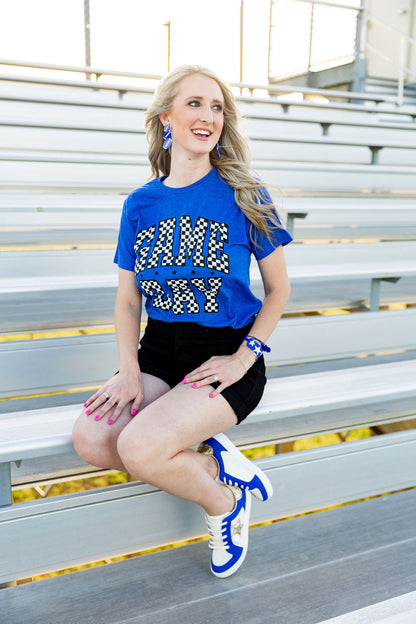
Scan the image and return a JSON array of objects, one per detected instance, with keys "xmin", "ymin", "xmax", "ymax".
[{"xmin": 0, "ymin": 75, "xmax": 415, "ymax": 624}]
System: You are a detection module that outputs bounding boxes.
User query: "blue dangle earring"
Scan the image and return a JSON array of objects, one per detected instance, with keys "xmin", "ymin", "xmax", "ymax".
[
  {"xmin": 163, "ymin": 123, "xmax": 172, "ymax": 150},
  {"xmin": 216, "ymin": 141, "xmax": 220, "ymax": 158}
]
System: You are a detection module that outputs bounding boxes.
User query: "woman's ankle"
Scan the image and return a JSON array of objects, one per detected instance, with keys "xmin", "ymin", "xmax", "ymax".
[{"xmin": 203, "ymin": 483, "xmax": 235, "ymax": 517}]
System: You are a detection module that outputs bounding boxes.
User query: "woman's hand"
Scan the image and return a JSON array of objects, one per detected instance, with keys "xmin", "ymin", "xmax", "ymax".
[
  {"xmin": 183, "ymin": 353, "xmax": 254, "ymax": 398},
  {"xmin": 83, "ymin": 370, "xmax": 144, "ymax": 424}
]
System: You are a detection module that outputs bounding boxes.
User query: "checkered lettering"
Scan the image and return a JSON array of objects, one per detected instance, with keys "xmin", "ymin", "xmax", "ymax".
[
  {"xmin": 139, "ymin": 279, "xmax": 172, "ymax": 311},
  {"xmin": 207, "ymin": 221, "xmax": 230, "ymax": 274},
  {"xmin": 133, "ymin": 225, "xmax": 156, "ymax": 274},
  {"xmin": 175, "ymin": 215, "xmax": 209, "ymax": 268},
  {"xmin": 165, "ymin": 278, "xmax": 200, "ymax": 315},
  {"xmin": 147, "ymin": 217, "xmax": 176, "ymax": 269},
  {"xmin": 191, "ymin": 277, "xmax": 222, "ymax": 313}
]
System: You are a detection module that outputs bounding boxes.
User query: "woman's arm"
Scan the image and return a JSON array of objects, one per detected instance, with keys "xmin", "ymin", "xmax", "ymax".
[
  {"xmin": 83, "ymin": 268, "xmax": 145, "ymax": 421},
  {"xmin": 114, "ymin": 268, "xmax": 142, "ymax": 377},
  {"xmin": 184, "ymin": 245, "xmax": 291, "ymax": 396},
  {"xmin": 235, "ymin": 245, "xmax": 291, "ymax": 369}
]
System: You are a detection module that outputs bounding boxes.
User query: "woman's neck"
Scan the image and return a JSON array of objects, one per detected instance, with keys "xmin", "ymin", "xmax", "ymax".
[{"xmin": 163, "ymin": 151, "xmax": 212, "ymax": 188}]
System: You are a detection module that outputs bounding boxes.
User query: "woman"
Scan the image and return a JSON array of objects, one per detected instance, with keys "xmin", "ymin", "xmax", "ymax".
[{"xmin": 72, "ymin": 65, "xmax": 292, "ymax": 578}]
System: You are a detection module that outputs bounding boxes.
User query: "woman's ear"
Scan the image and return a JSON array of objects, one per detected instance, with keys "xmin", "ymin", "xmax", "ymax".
[{"xmin": 159, "ymin": 113, "xmax": 169, "ymax": 127}]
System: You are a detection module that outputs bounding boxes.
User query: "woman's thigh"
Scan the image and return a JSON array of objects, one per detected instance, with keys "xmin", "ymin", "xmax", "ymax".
[
  {"xmin": 118, "ymin": 382, "xmax": 238, "ymax": 461},
  {"xmin": 72, "ymin": 373, "xmax": 171, "ymax": 460}
]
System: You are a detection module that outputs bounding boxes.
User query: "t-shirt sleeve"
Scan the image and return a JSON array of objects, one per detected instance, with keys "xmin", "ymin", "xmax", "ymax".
[
  {"xmin": 249, "ymin": 189, "xmax": 293, "ymax": 261},
  {"xmin": 113, "ymin": 196, "xmax": 137, "ymax": 271}
]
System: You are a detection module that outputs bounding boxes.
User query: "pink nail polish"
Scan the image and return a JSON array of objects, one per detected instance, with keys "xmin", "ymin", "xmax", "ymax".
[
  {"xmin": 192, "ymin": 383, "xmax": 198, "ymax": 388},
  {"xmin": 83, "ymin": 403, "xmax": 88, "ymax": 407},
  {"xmin": 95, "ymin": 415, "xmax": 100, "ymax": 420},
  {"xmin": 86, "ymin": 409, "xmax": 91, "ymax": 415},
  {"xmin": 108, "ymin": 418, "xmax": 114, "ymax": 425},
  {"xmin": 209, "ymin": 393, "xmax": 214, "ymax": 398},
  {"xmin": 131, "ymin": 408, "xmax": 137, "ymax": 415},
  {"xmin": 182, "ymin": 378, "xmax": 187, "ymax": 385}
]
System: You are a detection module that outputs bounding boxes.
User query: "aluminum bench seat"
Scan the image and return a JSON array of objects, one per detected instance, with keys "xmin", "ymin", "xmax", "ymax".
[
  {"xmin": 1, "ymin": 357, "xmax": 415, "ymax": 493},
  {"xmin": 1, "ymin": 309, "xmax": 416, "ymax": 400},
  {"xmin": 1, "ymin": 154, "xmax": 416, "ymax": 193}
]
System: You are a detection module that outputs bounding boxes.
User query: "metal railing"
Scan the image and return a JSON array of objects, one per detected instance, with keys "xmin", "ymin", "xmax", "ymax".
[
  {"xmin": 0, "ymin": 57, "xmax": 405, "ymax": 106},
  {"xmin": 364, "ymin": 13, "xmax": 416, "ymax": 107},
  {"xmin": 269, "ymin": 0, "xmax": 364, "ymax": 80}
]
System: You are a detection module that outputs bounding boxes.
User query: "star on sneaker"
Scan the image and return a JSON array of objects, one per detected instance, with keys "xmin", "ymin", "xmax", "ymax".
[
  {"xmin": 205, "ymin": 484, "xmax": 252, "ymax": 578},
  {"xmin": 198, "ymin": 432, "xmax": 273, "ymax": 501}
]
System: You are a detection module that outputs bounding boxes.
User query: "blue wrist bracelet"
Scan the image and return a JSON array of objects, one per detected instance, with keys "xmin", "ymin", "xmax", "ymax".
[{"xmin": 243, "ymin": 335, "xmax": 271, "ymax": 359}]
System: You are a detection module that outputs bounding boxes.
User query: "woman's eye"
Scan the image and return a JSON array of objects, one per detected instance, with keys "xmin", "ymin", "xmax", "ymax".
[
  {"xmin": 213, "ymin": 104, "xmax": 223, "ymax": 112},
  {"xmin": 188, "ymin": 100, "xmax": 200, "ymax": 107}
]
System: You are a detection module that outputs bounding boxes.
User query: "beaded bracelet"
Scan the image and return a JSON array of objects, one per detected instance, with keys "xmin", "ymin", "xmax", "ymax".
[{"xmin": 242, "ymin": 335, "xmax": 271, "ymax": 359}]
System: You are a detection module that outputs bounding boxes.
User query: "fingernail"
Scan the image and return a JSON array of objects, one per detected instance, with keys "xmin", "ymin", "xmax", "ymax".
[
  {"xmin": 83, "ymin": 403, "xmax": 88, "ymax": 407},
  {"xmin": 95, "ymin": 415, "xmax": 100, "ymax": 420},
  {"xmin": 86, "ymin": 409, "xmax": 91, "ymax": 415},
  {"xmin": 131, "ymin": 408, "xmax": 137, "ymax": 415},
  {"xmin": 192, "ymin": 383, "xmax": 198, "ymax": 388},
  {"xmin": 182, "ymin": 378, "xmax": 187, "ymax": 384},
  {"xmin": 108, "ymin": 418, "xmax": 114, "ymax": 425},
  {"xmin": 209, "ymin": 393, "xmax": 215, "ymax": 399}
]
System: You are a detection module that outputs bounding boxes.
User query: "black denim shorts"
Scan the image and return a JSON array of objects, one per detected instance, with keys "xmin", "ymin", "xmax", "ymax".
[{"xmin": 138, "ymin": 317, "xmax": 267, "ymax": 424}]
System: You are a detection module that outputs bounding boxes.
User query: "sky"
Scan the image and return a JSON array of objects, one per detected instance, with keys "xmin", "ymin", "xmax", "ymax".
[{"xmin": 0, "ymin": 0, "xmax": 360, "ymax": 86}]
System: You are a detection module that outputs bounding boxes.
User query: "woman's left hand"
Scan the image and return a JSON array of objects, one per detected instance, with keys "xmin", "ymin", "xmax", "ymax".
[{"xmin": 183, "ymin": 354, "xmax": 249, "ymax": 398}]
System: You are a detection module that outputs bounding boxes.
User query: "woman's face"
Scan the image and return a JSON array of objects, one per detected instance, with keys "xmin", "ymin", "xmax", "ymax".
[{"xmin": 160, "ymin": 73, "xmax": 224, "ymax": 159}]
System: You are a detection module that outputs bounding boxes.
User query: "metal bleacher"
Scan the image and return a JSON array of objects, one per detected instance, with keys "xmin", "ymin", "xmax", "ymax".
[{"xmin": 0, "ymin": 66, "xmax": 415, "ymax": 624}]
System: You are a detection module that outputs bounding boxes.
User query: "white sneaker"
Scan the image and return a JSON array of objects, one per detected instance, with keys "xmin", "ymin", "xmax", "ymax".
[
  {"xmin": 198, "ymin": 432, "xmax": 273, "ymax": 501},
  {"xmin": 205, "ymin": 484, "xmax": 252, "ymax": 578}
]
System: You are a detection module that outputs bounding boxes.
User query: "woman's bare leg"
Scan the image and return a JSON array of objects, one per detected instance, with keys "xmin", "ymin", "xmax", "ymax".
[
  {"xmin": 116, "ymin": 383, "xmax": 238, "ymax": 516},
  {"xmin": 72, "ymin": 373, "xmax": 171, "ymax": 471}
]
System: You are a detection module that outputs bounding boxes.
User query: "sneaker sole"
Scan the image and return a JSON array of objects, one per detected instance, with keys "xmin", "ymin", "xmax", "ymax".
[{"xmin": 213, "ymin": 432, "xmax": 273, "ymax": 501}]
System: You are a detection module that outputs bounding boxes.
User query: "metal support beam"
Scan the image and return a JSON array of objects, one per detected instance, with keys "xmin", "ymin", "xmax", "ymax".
[
  {"xmin": 163, "ymin": 22, "xmax": 171, "ymax": 72},
  {"xmin": 370, "ymin": 277, "xmax": 401, "ymax": 311},
  {"xmin": 83, "ymin": 0, "xmax": 91, "ymax": 80},
  {"xmin": 370, "ymin": 146, "xmax": 382, "ymax": 165},
  {"xmin": 240, "ymin": 0, "xmax": 244, "ymax": 93},
  {"xmin": 0, "ymin": 463, "xmax": 12, "ymax": 508},
  {"xmin": 286, "ymin": 212, "xmax": 308, "ymax": 237}
]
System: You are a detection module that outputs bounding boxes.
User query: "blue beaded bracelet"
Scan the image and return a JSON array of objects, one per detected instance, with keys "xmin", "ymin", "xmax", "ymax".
[{"xmin": 243, "ymin": 335, "xmax": 271, "ymax": 359}]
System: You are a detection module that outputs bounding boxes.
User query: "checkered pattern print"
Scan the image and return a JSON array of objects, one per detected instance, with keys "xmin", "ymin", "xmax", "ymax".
[
  {"xmin": 190, "ymin": 277, "xmax": 222, "ymax": 313},
  {"xmin": 134, "ymin": 225, "xmax": 156, "ymax": 273},
  {"xmin": 176, "ymin": 215, "xmax": 209, "ymax": 267},
  {"xmin": 139, "ymin": 279, "xmax": 172, "ymax": 311},
  {"xmin": 147, "ymin": 217, "xmax": 176, "ymax": 269},
  {"xmin": 207, "ymin": 221, "xmax": 230, "ymax": 274},
  {"xmin": 165, "ymin": 278, "xmax": 200, "ymax": 315}
]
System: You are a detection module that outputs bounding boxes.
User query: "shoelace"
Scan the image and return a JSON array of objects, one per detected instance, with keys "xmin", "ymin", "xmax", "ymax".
[{"xmin": 205, "ymin": 515, "xmax": 229, "ymax": 550}]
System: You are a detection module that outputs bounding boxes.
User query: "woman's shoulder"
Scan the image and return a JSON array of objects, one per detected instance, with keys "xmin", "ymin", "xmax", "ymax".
[
  {"xmin": 123, "ymin": 178, "xmax": 162, "ymax": 215},
  {"xmin": 128, "ymin": 177, "xmax": 161, "ymax": 201}
]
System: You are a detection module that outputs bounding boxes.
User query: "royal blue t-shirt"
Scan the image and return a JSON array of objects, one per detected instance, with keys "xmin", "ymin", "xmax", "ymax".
[{"xmin": 114, "ymin": 167, "xmax": 292, "ymax": 328}]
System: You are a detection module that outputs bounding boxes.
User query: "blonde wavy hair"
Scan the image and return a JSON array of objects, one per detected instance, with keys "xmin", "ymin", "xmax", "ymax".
[{"xmin": 144, "ymin": 64, "xmax": 282, "ymax": 242}]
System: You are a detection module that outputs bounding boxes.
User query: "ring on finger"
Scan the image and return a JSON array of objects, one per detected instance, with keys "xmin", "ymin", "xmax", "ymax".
[
  {"xmin": 213, "ymin": 375, "xmax": 219, "ymax": 382},
  {"xmin": 102, "ymin": 392, "xmax": 110, "ymax": 400}
]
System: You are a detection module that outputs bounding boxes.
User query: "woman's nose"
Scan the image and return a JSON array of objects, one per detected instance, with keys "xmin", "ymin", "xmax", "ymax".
[{"xmin": 199, "ymin": 105, "xmax": 213, "ymax": 123}]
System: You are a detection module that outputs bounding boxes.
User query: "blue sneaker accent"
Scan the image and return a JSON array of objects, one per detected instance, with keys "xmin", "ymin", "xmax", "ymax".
[
  {"xmin": 205, "ymin": 484, "xmax": 252, "ymax": 578},
  {"xmin": 199, "ymin": 432, "xmax": 273, "ymax": 501}
]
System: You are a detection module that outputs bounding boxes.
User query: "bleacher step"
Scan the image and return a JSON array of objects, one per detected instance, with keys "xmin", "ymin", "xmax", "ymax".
[
  {"xmin": 1, "ymin": 489, "xmax": 414, "ymax": 624},
  {"xmin": 319, "ymin": 591, "xmax": 416, "ymax": 624}
]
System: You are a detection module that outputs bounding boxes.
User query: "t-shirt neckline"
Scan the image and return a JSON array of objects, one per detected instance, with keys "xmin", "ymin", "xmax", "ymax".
[{"xmin": 158, "ymin": 167, "xmax": 217, "ymax": 194}]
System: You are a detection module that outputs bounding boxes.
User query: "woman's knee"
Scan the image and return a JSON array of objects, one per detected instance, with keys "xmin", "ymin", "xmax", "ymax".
[
  {"xmin": 72, "ymin": 413, "xmax": 118, "ymax": 469},
  {"xmin": 116, "ymin": 426, "xmax": 163, "ymax": 481}
]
